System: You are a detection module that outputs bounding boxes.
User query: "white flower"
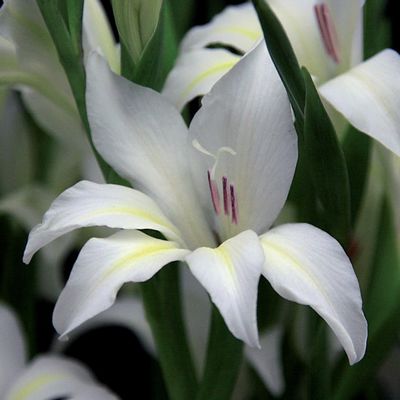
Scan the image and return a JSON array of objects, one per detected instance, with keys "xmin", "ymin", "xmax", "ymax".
[
  {"xmin": 0, "ymin": 303, "xmax": 118, "ymax": 400},
  {"xmin": 24, "ymin": 41, "xmax": 367, "ymax": 364},
  {"xmin": 163, "ymin": 0, "xmax": 400, "ymax": 157}
]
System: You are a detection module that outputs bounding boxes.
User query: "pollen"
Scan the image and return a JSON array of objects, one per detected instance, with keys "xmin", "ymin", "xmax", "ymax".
[{"xmin": 314, "ymin": 3, "xmax": 341, "ymax": 64}]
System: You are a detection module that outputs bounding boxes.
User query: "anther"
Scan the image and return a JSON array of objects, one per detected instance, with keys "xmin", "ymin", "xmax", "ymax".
[
  {"xmin": 314, "ymin": 3, "xmax": 341, "ymax": 64},
  {"xmin": 230, "ymin": 184, "xmax": 238, "ymax": 225},
  {"xmin": 222, "ymin": 176, "xmax": 230, "ymax": 215},
  {"xmin": 208, "ymin": 170, "xmax": 221, "ymax": 215}
]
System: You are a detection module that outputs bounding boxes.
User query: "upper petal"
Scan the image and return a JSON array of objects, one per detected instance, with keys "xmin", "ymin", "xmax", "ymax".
[
  {"xmin": 181, "ymin": 3, "xmax": 260, "ymax": 53},
  {"xmin": 0, "ymin": 304, "xmax": 26, "ymax": 396},
  {"xmin": 188, "ymin": 41, "xmax": 297, "ymax": 240},
  {"xmin": 23, "ymin": 180, "xmax": 182, "ymax": 264},
  {"xmin": 319, "ymin": 49, "xmax": 400, "ymax": 157},
  {"xmin": 53, "ymin": 230, "xmax": 189, "ymax": 338},
  {"xmin": 185, "ymin": 230, "xmax": 265, "ymax": 347},
  {"xmin": 260, "ymin": 223, "xmax": 367, "ymax": 364},
  {"xmin": 162, "ymin": 48, "xmax": 239, "ymax": 111},
  {"xmin": 86, "ymin": 53, "xmax": 214, "ymax": 248},
  {"xmin": 4, "ymin": 356, "xmax": 118, "ymax": 400}
]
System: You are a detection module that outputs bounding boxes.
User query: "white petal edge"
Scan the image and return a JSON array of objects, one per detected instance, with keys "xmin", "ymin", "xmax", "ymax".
[
  {"xmin": 181, "ymin": 3, "xmax": 260, "ymax": 53},
  {"xmin": 320, "ymin": 49, "xmax": 400, "ymax": 157},
  {"xmin": 260, "ymin": 223, "xmax": 367, "ymax": 364},
  {"xmin": 245, "ymin": 325, "xmax": 284, "ymax": 396},
  {"xmin": 53, "ymin": 230, "xmax": 189, "ymax": 338},
  {"xmin": 162, "ymin": 48, "xmax": 239, "ymax": 111},
  {"xmin": 185, "ymin": 230, "xmax": 264, "ymax": 347},
  {"xmin": 23, "ymin": 180, "xmax": 183, "ymax": 264},
  {"xmin": 4, "ymin": 355, "xmax": 118, "ymax": 400},
  {"xmin": 0, "ymin": 304, "xmax": 26, "ymax": 396}
]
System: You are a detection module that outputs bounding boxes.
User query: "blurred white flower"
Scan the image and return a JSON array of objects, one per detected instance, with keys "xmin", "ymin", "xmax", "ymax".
[
  {"xmin": 0, "ymin": 303, "xmax": 118, "ymax": 400},
  {"xmin": 163, "ymin": 0, "xmax": 400, "ymax": 157}
]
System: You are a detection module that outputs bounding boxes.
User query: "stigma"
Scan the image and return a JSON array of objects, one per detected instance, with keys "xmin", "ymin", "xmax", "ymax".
[{"xmin": 314, "ymin": 3, "xmax": 341, "ymax": 64}]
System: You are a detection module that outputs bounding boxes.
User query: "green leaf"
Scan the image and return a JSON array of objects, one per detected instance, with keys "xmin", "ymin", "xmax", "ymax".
[
  {"xmin": 303, "ymin": 68, "xmax": 351, "ymax": 245},
  {"xmin": 343, "ymin": 126, "xmax": 372, "ymax": 228},
  {"xmin": 333, "ymin": 200, "xmax": 400, "ymax": 400},
  {"xmin": 252, "ymin": 0, "xmax": 305, "ymax": 131},
  {"xmin": 364, "ymin": 0, "xmax": 391, "ymax": 58},
  {"xmin": 196, "ymin": 306, "xmax": 243, "ymax": 400},
  {"xmin": 168, "ymin": 0, "xmax": 195, "ymax": 39},
  {"xmin": 141, "ymin": 265, "xmax": 198, "ymax": 400},
  {"xmin": 111, "ymin": 0, "xmax": 163, "ymax": 67}
]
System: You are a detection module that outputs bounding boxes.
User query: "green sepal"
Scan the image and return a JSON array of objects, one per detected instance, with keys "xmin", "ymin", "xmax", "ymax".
[
  {"xmin": 302, "ymin": 68, "xmax": 351, "ymax": 246},
  {"xmin": 111, "ymin": 0, "xmax": 163, "ymax": 67}
]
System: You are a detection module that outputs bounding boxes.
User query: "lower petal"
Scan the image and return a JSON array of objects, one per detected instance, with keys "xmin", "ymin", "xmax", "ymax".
[
  {"xmin": 53, "ymin": 230, "xmax": 189, "ymax": 338},
  {"xmin": 319, "ymin": 49, "xmax": 400, "ymax": 156},
  {"xmin": 260, "ymin": 223, "xmax": 367, "ymax": 365},
  {"xmin": 23, "ymin": 180, "xmax": 182, "ymax": 264},
  {"xmin": 185, "ymin": 230, "xmax": 265, "ymax": 347}
]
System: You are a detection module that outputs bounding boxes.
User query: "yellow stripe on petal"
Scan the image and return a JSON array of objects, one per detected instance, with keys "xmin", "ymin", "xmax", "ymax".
[
  {"xmin": 183, "ymin": 60, "xmax": 238, "ymax": 99},
  {"xmin": 9, "ymin": 374, "xmax": 64, "ymax": 400},
  {"xmin": 101, "ymin": 240, "xmax": 178, "ymax": 281},
  {"xmin": 215, "ymin": 26, "xmax": 260, "ymax": 41}
]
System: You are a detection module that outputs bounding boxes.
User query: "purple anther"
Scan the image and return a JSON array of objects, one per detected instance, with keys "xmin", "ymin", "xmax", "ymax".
[
  {"xmin": 208, "ymin": 170, "xmax": 221, "ymax": 215},
  {"xmin": 222, "ymin": 176, "xmax": 230, "ymax": 215},
  {"xmin": 314, "ymin": 3, "xmax": 341, "ymax": 64},
  {"xmin": 230, "ymin": 184, "xmax": 238, "ymax": 225}
]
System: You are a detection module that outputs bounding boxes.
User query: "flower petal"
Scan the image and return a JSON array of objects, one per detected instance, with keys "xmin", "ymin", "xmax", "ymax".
[
  {"xmin": 245, "ymin": 326, "xmax": 284, "ymax": 396},
  {"xmin": 181, "ymin": 3, "xmax": 260, "ymax": 53},
  {"xmin": 0, "ymin": 304, "xmax": 26, "ymax": 396},
  {"xmin": 162, "ymin": 48, "xmax": 239, "ymax": 111},
  {"xmin": 86, "ymin": 53, "xmax": 215, "ymax": 248},
  {"xmin": 185, "ymin": 230, "xmax": 264, "ymax": 347},
  {"xmin": 260, "ymin": 223, "xmax": 367, "ymax": 364},
  {"xmin": 319, "ymin": 49, "xmax": 400, "ymax": 157},
  {"xmin": 23, "ymin": 180, "xmax": 182, "ymax": 264},
  {"xmin": 4, "ymin": 356, "xmax": 118, "ymax": 400},
  {"xmin": 53, "ymin": 230, "xmax": 189, "ymax": 338},
  {"xmin": 188, "ymin": 41, "xmax": 297, "ymax": 240}
]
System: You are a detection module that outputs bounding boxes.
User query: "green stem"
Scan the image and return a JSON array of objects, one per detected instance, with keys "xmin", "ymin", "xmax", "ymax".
[
  {"xmin": 196, "ymin": 306, "xmax": 243, "ymax": 400},
  {"xmin": 140, "ymin": 265, "xmax": 198, "ymax": 400}
]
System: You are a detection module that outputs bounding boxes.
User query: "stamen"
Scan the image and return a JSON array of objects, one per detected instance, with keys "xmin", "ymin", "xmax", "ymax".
[
  {"xmin": 230, "ymin": 184, "xmax": 238, "ymax": 225},
  {"xmin": 192, "ymin": 139, "xmax": 236, "ymax": 179},
  {"xmin": 222, "ymin": 176, "xmax": 230, "ymax": 215},
  {"xmin": 208, "ymin": 170, "xmax": 221, "ymax": 214},
  {"xmin": 314, "ymin": 3, "xmax": 341, "ymax": 64}
]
